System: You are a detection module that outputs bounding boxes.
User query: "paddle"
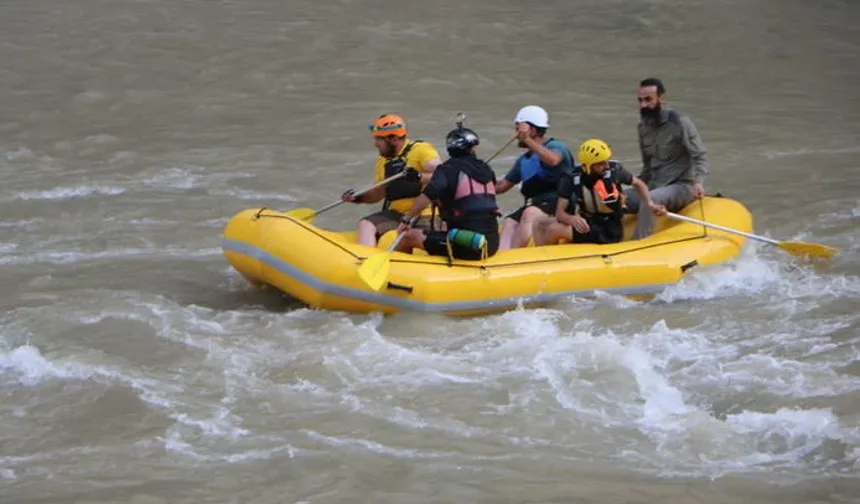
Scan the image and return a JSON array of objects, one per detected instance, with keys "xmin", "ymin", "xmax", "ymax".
[
  {"xmin": 452, "ymin": 111, "xmax": 516, "ymax": 165},
  {"xmin": 355, "ymin": 124, "xmax": 518, "ymax": 291},
  {"xmin": 284, "ymin": 172, "xmax": 406, "ymax": 222},
  {"xmin": 665, "ymin": 211, "xmax": 838, "ymax": 260},
  {"xmin": 357, "ymin": 216, "xmax": 418, "ymax": 291},
  {"xmin": 486, "ymin": 135, "xmax": 517, "ymax": 164},
  {"xmin": 286, "ymin": 123, "xmax": 514, "ymax": 223}
]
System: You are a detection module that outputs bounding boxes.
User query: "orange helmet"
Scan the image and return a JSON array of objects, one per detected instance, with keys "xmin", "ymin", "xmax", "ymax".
[{"xmin": 369, "ymin": 113, "xmax": 407, "ymax": 138}]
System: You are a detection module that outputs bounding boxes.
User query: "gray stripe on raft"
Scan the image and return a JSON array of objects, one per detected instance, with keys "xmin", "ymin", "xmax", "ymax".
[{"xmin": 220, "ymin": 238, "xmax": 673, "ymax": 313}]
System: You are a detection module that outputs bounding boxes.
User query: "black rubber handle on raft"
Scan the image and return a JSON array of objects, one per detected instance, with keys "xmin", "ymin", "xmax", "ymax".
[
  {"xmin": 681, "ymin": 260, "xmax": 699, "ymax": 273},
  {"xmin": 386, "ymin": 282, "xmax": 414, "ymax": 293}
]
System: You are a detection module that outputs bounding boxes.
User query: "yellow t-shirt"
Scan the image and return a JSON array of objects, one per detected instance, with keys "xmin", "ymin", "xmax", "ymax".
[{"xmin": 373, "ymin": 139, "xmax": 441, "ymax": 215}]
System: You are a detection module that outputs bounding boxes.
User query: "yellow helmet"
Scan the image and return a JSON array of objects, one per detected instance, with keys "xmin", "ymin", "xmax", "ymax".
[{"xmin": 577, "ymin": 138, "xmax": 612, "ymax": 174}]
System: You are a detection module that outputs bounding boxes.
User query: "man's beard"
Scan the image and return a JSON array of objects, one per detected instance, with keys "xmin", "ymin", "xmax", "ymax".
[
  {"xmin": 640, "ymin": 105, "xmax": 662, "ymax": 121},
  {"xmin": 380, "ymin": 140, "xmax": 397, "ymax": 157}
]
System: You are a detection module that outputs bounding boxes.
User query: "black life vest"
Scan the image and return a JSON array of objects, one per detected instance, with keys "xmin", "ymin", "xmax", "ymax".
[
  {"xmin": 518, "ymin": 138, "xmax": 574, "ymax": 200},
  {"xmin": 569, "ymin": 161, "xmax": 624, "ymax": 219},
  {"xmin": 435, "ymin": 157, "xmax": 500, "ymax": 224},
  {"xmin": 382, "ymin": 140, "xmax": 423, "ymax": 208}
]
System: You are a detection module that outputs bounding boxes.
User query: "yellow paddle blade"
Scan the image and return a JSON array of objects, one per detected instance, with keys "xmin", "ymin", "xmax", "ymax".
[
  {"xmin": 779, "ymin": 241, "xmax": 839, "ymax": 260},
  {"xmin": 357, "ymin": 251, "xmax": 392, "ymax": 291},
  {"xmin": 283, "ymin": 207, "xmax": 316, "ymax": 222}
]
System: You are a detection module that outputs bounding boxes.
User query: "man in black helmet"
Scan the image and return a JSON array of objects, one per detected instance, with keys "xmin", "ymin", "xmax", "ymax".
[{"xmin": 396, "ymin": 126, "xmax": 501, "ymax": 260}]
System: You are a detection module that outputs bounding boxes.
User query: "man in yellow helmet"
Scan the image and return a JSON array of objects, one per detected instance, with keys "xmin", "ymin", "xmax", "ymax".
[
  {"xmin": 533, "ymin": 139, "xmax": 666, "ymax": 246},
  {"xmin": 341, "ymin": 113, "xmax": 443, "ymax": 248}
]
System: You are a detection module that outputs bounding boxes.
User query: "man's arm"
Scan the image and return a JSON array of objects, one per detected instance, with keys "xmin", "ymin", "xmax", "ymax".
[
  {"xmin": 357, "ymin": 184, "xmax": 386, "ymax": 204},
  {"xmin": 344, "ymin": 169, "xmax": 417, "ymax": 205},
  {"xmin": 522, "ymin": 137, "xmax": 562, "ymax": 167},
  {"xmin": 401, "ymin": 193, "xmax": 432, "ymax": 221},
  {"xmin": 554, "ymin": 196, "xmax": 576, "ymax": 226},
  {"xmin": 554, "ymin": 173, "xmax": 579, "ymax": 227},
  {"xmin": 495, "ymin": 160, "xmax": 521, "ymax": 194},
  {"xmin": 414, "ymin": 142, "xmax": 443, "ymax": 186},
  {"xmin": 401, "ymin": 167, "xmax": 448, "ymax": 222},
  {"xmin": 615, "ymin": 164, "xmax": 665, "ymax": 215},
  {"xmin": 630, "ymin": 176, "xmax": 666, "ymax": 216},
  {"xmin": 495, "ymin": 179, "xmax": 516, "ymax": 195},
  {"xmin": 357, "ymin": 145, "xmax": 440, "ymax": 204},
  {"xmin": 418, "ymin": 156, "xmax": 442, "ymax": 185},
  {"xmin": 681, "ymin": 116, "xmax": 708, "ymax": 185}
]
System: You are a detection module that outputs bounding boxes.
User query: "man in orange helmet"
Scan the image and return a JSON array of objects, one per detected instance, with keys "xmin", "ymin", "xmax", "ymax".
[{"xmin": 341, "ymin": 113, "xmax": 443, "ymax": 248}]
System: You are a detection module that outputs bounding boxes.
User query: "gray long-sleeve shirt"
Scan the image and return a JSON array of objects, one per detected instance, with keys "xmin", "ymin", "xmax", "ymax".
[{"xmin": 637, "ymin": 108, "xmax": 709, "ymax": 189}]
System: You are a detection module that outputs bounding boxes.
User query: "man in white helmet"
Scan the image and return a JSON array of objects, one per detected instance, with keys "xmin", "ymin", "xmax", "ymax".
[{"xmin": 494, "ymin": 105, "xmax": 575, "ymax": 250}]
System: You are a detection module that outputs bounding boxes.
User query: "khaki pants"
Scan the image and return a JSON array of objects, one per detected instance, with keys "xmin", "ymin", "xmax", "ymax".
[{"xmin": 624, "ymin": 184, "xmax": 695, "ymax": 239}]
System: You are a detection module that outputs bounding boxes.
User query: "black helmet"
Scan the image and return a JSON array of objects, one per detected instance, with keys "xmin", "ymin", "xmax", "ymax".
[{"xmin": 445, "ymin": 127, "xmax": 480, "ymax": 157}]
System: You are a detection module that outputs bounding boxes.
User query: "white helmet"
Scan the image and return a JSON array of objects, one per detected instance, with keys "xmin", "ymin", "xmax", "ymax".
[{"xmin": 514, "ymin": 105, "xmax": 549, "ymax": 128}]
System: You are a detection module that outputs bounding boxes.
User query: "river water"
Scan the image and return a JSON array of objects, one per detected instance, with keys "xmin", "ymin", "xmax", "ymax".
[{"xmin": 2, "ymin": 0, "xmax": 859, "ymax": 503}]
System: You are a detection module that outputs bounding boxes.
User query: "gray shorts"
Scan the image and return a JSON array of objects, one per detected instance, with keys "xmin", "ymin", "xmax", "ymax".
[{"xmin": 361, "ymin": 209, "xmax": 444, "ymax": 236}]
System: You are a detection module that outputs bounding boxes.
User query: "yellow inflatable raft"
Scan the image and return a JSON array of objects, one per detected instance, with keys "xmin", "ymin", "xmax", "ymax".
[{"xmin": 221, "ymin": 195, "xmax": 753, "ymax": 316}]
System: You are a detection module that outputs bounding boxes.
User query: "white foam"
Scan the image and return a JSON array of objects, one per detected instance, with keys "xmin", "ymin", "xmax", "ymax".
[
  {"xmin": 108, "ymin": 151, "xmax": 137, "ymax": 164},
  {"xmin": 140, "ymin": 167, "xmax": 204, "ymax": 190},
  {"xmin": 202, "ymin": 217, "xmax": 230, "ymax": 227},
  {"xmin": 726, "ymin": 407, "xmax": 844, "ymax": 449},
  {"xmin": 72, "ymin": 90, "xmax": 106, "ymax": 104},
  {"xmin": 4, "ymin": 147, "xmax": 37, "ymax": 161},
  {"xmin": 207, "ymin": 187, "xmax": 297, "ymax": 201},
  {"xmin": 590, "ymin": 289, "xmax": 643, "ymax": 308},
  {"xmin": 160, "ymin": 428, "xmax": 300, "ymax": 463},
  {"xmin": 442, "ymin": 305, "xmax": 860, "ymax": 479},
  {"xmin": 302, "ymin": 430, "xmax": 444, "ymax": 459},
  {"xmin": 0, "ymin": 246, "xmax": 222, "ymax": 265},
  {"xmin": 763, "ymin": 146, "xmax": 860, "ymax": 159},
  {"xmin": 172, "ymin": 408, "xmax": 249, "ymax": 439},
  {"xmin": 4, "ymin": 250, "xmax": 857, "ymax": 483},
  {"xmin": 0, "ymin": 445, "xmax": 104, "ymax": 467},
  {"xmin": 655, "ymin": 245, "xmax": 775, "ymax": 302},
  {"xmin": 125, "ymin": 218, "xmax": 180, "ymax": 227},
  {"xmin": 0, "ymin": 308, "xmax": 263, "ymax": 458},
  {"xmin": 819, "ymin": 207, "xmax": 860, "ymax": 222},
  {"xmin": 138, "ymin": 166, "xmax": 255, "ymax": 190},
  {"xmin": 713, "ymin": 352, "xmax": 860, "ymax": 399},
  {"xmin": 13, "ymin": 185, "xmax": 126, "ymax": 201},
  {"xmin": 656, "ymin": 242, "xmax": 860, "ymax": 304},
  {"xmin": 0, "ymin": 218, "xmax": 43, "ymax": 229},
  {"xmin": 0, "ymin": 345, "xmax": 94, "ymax": 386}
]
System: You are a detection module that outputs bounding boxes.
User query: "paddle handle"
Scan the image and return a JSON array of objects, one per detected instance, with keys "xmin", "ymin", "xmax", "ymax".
[
  {"xmin": 387, "ymin": 215, "xmax": 419, "ymax": 252},
  {"xmin": 354, "ymin": 171, "xmax": 407, "ymax": 199},
  {"xmin": 665, "ymin": 211, "xmax": 777, "ymax": 246},
  {"xmin": 486, "ymin": 135, "xmax": 517, "ymax": 164},
  {"xmin": 309, "ymin": 199, "xmax": 346, "ymax": 217},
  {"xmin": 307, "ymin": 171, "xmax": 407, "ymax": 219},
  {"xmin": 388, "ymin": 230, "xmax": 409, "ymax": 252},
  {"xmin": 311, "ymin": 136, "xmax": 512, "ymax": 221}
]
